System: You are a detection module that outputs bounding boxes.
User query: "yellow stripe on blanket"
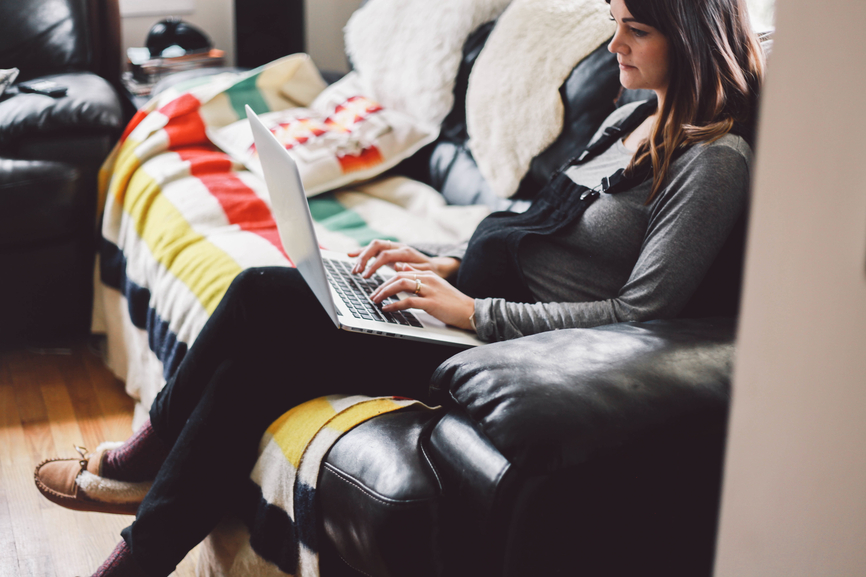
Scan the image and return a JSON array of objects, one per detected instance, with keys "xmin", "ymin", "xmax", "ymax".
[
  {"xmin": 327, "ymin": 397, "xmax": 408, "ymax": 432},
  {"xmin": 266, "ymin": 397, "xmax": 342, "ymax": 470},
  {"xmin": 124, "ymin": 166, "xmax": 242, "ymax": 315},
  {"xmin": 243, "ymin": 394, "xmax": 429, "ymax": 576},
  {"xmin": 265, "ymin": 396, "xmax": 410, "ymax": 470},
  {"xmin": 107, "ymin": 136, "xmax": 144, "ymax": 205}
]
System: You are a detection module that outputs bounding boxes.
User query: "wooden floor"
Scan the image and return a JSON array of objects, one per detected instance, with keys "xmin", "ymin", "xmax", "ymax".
[{"xmin": 0, "ymin": 339, "xmax": 197, "ymax": 577}]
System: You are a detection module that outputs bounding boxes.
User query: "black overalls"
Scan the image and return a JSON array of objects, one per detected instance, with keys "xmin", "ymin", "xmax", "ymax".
[{"xmin": 457, "ymin": 99, "xmax": 657, "ymax": 303}]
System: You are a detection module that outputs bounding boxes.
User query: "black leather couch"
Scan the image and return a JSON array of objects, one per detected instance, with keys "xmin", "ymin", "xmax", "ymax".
[
  {"xmin": 77, "ymin": 10, "xmax": 742, "ymax": 574},
  {"xmin": 305, "ymin": 23, "xmax": 746, "ymax": 577},
  {"xmin": 0, "ymin": 0, "xmax": 125, "ymax": 348}
]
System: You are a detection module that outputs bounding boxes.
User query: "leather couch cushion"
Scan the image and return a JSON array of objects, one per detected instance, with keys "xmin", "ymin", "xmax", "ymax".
[
  {"xmin": 430, "ymin": 319, "xmax": 734, "ymax": 473},
  {"xmin": 13, "ymin": 132, "xmax": 116, "ymax": 167},
  {"xmin": 0, "ymin": 158, "xmax": 87, "ymax": 247},
  {"xmin": 0, "ymin": 0, "xmax": 92, "ymax": 80},
  {"xmin": 319, "ymin": 409, "xmax": 444, "ymax": 577},
  {"xmin": 425, "ymin": 409, "xmax": 510, "ymax": 529},
  {"xmin": 0, "ymin": 233, "xmax": 93, "ymax": 346},
  {"xmin": 0, "ymin": 72, "xmax": 123, "ymax": 148}
]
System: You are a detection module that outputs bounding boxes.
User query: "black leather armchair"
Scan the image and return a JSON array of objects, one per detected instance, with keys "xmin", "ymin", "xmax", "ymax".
[
  {"xmin": 184, "ymin": 12, "xmax": 749, "ymax": 574},
  {"xmin": 318, "ymin": 319, "xmax": 734, "ymax": 577},
  {"xmin": 0, "ymin": 0, "xmax": 124, "ymax": 348}
]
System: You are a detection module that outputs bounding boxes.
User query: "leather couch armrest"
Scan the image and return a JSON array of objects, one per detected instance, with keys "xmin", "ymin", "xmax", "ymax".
[
  {"xmin": 430, "ymin": 318, "xmax": 735, "ymax": 474},
  {"xmin": 0, "ymin": 158, "xmax": 85, "ymax": 247},
  {"xmin": 0, "ymin": 72, "xmax": 122, "ymax": 149}
]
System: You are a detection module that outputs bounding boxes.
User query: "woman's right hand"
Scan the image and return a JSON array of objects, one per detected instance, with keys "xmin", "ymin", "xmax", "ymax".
[{"xmin": 349, "ymin": 239, "xmax": 460, "ymax": 280}]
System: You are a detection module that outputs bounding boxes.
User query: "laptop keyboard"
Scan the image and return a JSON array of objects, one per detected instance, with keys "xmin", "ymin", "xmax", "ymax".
[{"xmin": 323, "ymin": 258, "xmax": 423, "ymax": 327}]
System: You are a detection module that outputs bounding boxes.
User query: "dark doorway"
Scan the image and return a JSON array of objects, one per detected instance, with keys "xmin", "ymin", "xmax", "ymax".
[{"xmin": 235, "ymin": 0, "xmax": 305, "ymax": 69}]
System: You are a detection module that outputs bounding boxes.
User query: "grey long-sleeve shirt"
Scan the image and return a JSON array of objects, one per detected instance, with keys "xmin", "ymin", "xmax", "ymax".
[{"xmin": 464, "ymin": 101, "xmax": 751, "ymax": 342}]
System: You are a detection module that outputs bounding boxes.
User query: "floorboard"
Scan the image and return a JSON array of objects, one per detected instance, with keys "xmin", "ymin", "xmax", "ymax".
[
  {"xmin": 0, "ymin": 466, "xmax": 22, "ymax": 577},
  {"xmin": 0, "ymin": 340, "xmax": 198, "ymax": 577}
]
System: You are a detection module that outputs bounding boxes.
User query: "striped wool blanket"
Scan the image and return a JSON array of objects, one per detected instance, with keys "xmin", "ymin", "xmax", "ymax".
[
  {"xmin": 95, "ymin": 54, "xmax": 489, "ymax": 424},
  {"xmin": 197, "ymin": 394, "xmax": 430, "ymax": 577}
]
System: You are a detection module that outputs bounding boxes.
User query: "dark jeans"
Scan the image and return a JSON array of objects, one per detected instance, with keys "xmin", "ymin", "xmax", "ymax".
[{"xmin": 121, "ymin": 267, "xmax": 457, "ymax": 576}]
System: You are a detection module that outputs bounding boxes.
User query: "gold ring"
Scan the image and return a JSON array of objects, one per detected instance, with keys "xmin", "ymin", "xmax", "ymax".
[{"xmin": 414, "ymin": 278, "xmax": 422, "ymax": 295}]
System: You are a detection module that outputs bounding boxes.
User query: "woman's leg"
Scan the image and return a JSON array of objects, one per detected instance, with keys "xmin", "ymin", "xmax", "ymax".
[
  {"xmin": 120, "ymin": 266, "xmax": 457, "ymax": 576},
  {"xmin": 100, "ymin": 419, "xmax": 169, "ymax": 482}
]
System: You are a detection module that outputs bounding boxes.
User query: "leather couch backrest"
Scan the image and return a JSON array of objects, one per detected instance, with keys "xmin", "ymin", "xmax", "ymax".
[
  {"xmin": 0, "ymin": 0, "xmax": 119, "ymax": 82},
  {"xmin": 398, "ymin": 23, "xmax": 623, "ymax": 209}
]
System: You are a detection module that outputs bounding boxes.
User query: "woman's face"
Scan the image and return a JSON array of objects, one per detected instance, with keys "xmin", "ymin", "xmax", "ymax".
[{"xmin": 608, "ymin": 0, "xmax": 671, "ymax": 101}]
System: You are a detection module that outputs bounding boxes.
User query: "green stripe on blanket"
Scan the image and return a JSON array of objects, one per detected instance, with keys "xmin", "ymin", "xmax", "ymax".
[
  {"xmin": 309, "ymin": 195, "xmax": 398, "ymax": 247},
  {"xmin": 224, "ymin": 75, "xmax": 271, "ymax": 119}
]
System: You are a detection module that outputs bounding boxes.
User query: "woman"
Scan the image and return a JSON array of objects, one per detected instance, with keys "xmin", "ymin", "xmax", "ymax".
[{"xmin": 34, "ymin": 0, "xmax": 764, "ymax": 575}]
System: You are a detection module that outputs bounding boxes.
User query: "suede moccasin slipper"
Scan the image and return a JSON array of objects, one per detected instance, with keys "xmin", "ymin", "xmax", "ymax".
[{"xmin": 34, "ymin": 442, "xmax": 151, "ymax": 515}]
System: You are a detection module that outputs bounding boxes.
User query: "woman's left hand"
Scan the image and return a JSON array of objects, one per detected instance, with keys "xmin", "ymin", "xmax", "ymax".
[{"xmin": 369, "ymin": 265, "xmax": 476, "ymax": 331}]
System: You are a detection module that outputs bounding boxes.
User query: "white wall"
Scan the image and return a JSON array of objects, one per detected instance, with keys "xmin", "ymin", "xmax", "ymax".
[
  {"xmin": 120, "ymin": 0, "xmax": 236, "ymax": 67},
  {"xmin": 713, "ymin": 0, "xmax": 866, "ymax": 575},
  {"xmin": 305, "ymin": 0, "xmax": 364, "ymax": 73}
]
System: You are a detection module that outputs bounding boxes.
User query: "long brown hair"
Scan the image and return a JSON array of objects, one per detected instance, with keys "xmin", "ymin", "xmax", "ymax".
[{"xmin": 608, "ymin": 0, "xmax": 765, "ymax": 202}]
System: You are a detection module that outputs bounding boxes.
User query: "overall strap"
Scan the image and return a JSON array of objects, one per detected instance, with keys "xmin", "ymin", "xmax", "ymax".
[
  {"xmin": 455, "ymin": 99, "xmax": 660, "ymax": 302},
  {"xmin": 554, "ymin": 98, "xmax": 658, "ymax": 197},
  {"xmin": 565, "ymin": 98, "xmax": 658, "ymax": 169}
]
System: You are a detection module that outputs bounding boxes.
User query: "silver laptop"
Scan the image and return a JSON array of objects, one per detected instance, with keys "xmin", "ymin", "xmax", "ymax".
[{"xmin": 246, "ymin": 105, "xmax": 482, "ymax": 348}]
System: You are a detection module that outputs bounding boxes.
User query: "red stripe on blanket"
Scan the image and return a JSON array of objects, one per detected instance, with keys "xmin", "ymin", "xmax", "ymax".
[
  {"xmin": 162, "ymin": 94, "xmax": 209, "ymax": 148},
  {"xmin": 177, "ymin": 145, "xmax": 234, "ymax": 174},
  {"xmin": 176, "ymin": 147, "xmax": 292, "ymax": 264},
  {"xmin": 159, "ymin": 92, "xmax": 201, "ymax": 118}
]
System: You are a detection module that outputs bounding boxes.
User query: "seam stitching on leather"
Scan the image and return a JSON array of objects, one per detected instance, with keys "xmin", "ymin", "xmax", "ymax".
[
  {"xmin": 335, "ymin": 552, "xmax": 375, "ymax": 577},
  {"xmin": 322, "ymin": 463, "xmax": 437, "ymax": 507},
  {"xmin": 418, "ymin": 438, "xmax": 444, "ymax": 492}
]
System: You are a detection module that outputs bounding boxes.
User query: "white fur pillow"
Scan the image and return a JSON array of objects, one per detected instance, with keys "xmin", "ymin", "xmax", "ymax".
[
  {"xmin": 344, "ymin": 0, "xmax": 513, "ymax": 127},
  {"xmin": 466, "ymin": 0, "xmax": 615, "ymax": 198}
]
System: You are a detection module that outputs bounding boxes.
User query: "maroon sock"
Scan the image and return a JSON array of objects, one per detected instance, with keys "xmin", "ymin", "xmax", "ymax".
[
  {"xmin": 100, "ymin": 419, "xmax": 170, "ymax": 482},
  {"xmin": 92, "ymin": 540, "xmax": 150, "ymax": 577}
]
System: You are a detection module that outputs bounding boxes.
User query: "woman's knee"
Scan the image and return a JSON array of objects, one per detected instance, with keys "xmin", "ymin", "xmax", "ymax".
[
  {"xmin": 218, "ymin": 266, "xmax": 330, "ymax": 345},
  {"xmin": 223, "ymin": 267, "xmax": 304, "ymax": 315},
  {"xmin": 227, "ymin": 267, "xmax": 277, "ymax": 302}
]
